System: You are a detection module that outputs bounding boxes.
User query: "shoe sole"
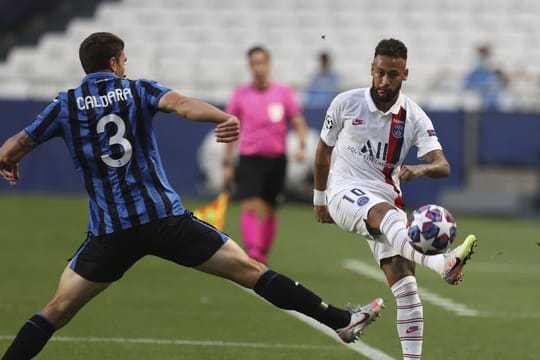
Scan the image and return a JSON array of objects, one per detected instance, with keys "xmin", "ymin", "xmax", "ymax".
[{"xmin": 447, "ymin": 234, "xmax": 478, "ymax": 285}]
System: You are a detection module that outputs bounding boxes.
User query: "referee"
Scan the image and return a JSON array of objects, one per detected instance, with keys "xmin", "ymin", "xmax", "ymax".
[
  {"xmin": 223, "ymin": 46, "xmax": 308, "ymax": 264},
  {"xmin": 0, "ymin": 32, "xmax": 382, "ymax": 358}
]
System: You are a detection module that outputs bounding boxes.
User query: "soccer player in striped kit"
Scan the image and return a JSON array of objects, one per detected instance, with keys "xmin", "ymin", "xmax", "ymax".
[
  {"xmin": 223, "ymin": 46, "xmax": 308, "ymax": 264},
  {"xmin": 0, "ymin": 32, "xmax": 383, "ymax": 359},
  {"xmin": 313, "ymin": 39, "xmax": 478, "ymax": 359}
]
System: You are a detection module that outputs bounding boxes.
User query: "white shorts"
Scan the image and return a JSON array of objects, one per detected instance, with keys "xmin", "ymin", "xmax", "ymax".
[{"xmin": 327, "ymin": 184, "xmax": 407, "ymax": 265}]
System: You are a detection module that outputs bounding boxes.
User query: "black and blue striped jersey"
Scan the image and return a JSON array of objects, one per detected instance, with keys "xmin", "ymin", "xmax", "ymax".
[{"xmin": 24, "ymin": 72, "xmax": 186, "ymax": 235}]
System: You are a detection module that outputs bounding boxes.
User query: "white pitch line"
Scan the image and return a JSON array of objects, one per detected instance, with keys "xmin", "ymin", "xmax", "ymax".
[
  {"xmin": 0, "ymin": 335, "xmax": 336, "ymax": 350},
  {"xmin": 489, "ymin": 311, "xmax": 540, "ymax": 319},
  {"xmin": 343, "ymin": 259, "xmax": 540, "ymax": 320},
  {"xmin": 468, "ymin": 262, "xmax": 540, "ymax": 275},
  {"xmin": 285, "ymin": 311, "xmax": 395, "ymax": 360},
  {"xmin": 342, "ymin": 259, "xmax": 479, "ymax": 317},
  {"xmin": 238, "ymin": 286, "xmax": 395, "ymax": 360}
]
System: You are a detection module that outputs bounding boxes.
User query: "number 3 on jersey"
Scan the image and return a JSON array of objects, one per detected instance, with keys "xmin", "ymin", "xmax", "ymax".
[{"xmin": 96, "ymin": 114, "xmax": 133, "ymax": 167}]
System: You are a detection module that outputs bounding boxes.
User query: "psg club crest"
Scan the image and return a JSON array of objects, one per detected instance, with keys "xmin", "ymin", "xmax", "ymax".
[
  {"xmin": 392, "ymin": 124, "xmax": 404, "ymax": 138},
  {"xmin": 356, "ymin": 196, "xmax": 370, "ymax": 206}
]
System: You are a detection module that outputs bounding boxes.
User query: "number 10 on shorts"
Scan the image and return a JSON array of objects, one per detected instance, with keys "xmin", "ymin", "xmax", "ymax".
[{"xmin": 343, "ymin": 188, "xmax": 370, "ymax": 207}]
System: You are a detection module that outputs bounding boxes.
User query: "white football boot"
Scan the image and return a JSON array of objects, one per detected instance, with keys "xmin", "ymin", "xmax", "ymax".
[{"xmin": 336, "ymin": 298, "xmax": 384, "ymax": 343}]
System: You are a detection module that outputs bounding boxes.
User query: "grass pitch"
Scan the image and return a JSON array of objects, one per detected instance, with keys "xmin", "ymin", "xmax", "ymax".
[{"xmin": 0, "ymin": 194, "xmax": 539, "ymax": 359}]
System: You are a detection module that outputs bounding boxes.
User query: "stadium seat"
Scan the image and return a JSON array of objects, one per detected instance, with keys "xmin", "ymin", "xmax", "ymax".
[{"xmin": 0, "ymin": 0, "xmax": 539, "ymax": 109}]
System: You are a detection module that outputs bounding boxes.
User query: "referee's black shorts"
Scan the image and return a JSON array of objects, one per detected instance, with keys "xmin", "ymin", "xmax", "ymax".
[
  {"xmin": 69, "ymin": 213, "xmax": 228, "ymax": 283},
  {"xmin": 234, "ymin": 154, "xmax": 286, "ymax": 206}
]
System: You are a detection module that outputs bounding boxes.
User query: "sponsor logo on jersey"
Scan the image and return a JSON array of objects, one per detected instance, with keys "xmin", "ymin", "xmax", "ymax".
[
  {"xmin": 392, "ymin": 117, "xmax": 404, "ymax": 125},
  {"xmin": 360, "ymin": 140, "xmax": 388, "ymax": 159},
  {"xmin": 352, "ymin": 118, "xmax": 364, "ymax": 125},
  {"xmin": 347, "ymin": 144, "xmax": 396, "ymax": 169}
]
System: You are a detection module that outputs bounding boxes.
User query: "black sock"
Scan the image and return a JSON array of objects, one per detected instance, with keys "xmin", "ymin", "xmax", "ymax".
[
  {"xmin": 2, "ymin": 314, "xmax": 56, "ymax": 360},
  {"xmin": 254, "ymin": 270, "xmax": 350, "ymax": 330}
]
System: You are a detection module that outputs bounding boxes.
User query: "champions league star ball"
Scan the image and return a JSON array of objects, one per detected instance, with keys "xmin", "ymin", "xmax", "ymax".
[{"xmin": 406, "ymin": 204, "xmax": 457, "ymax": 254}]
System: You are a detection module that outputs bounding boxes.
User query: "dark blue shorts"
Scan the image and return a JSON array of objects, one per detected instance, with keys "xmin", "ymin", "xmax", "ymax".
[{"xmin": 69, "ymin": 213, "xmax": 228, "ymax": 283}]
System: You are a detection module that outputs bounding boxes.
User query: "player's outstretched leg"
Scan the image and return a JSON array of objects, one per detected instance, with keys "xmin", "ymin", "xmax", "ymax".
[
  {"xmin": 254, "ymin": 269, "xmax": 384, "ymax": 343},
  {"xmin": 442, "ymin": 234, "xmax": 478, "ymax": 285},
  {"xmin": 2, "ymin": 266, "xmax": 109, "ymax": 360},
  {"xmin": 379, "ymin": 208, "xmax": 478, "ymax": 284},
  {"xmin": 196, "ymin": 239, "xmax": 384, "ymax": 343}
]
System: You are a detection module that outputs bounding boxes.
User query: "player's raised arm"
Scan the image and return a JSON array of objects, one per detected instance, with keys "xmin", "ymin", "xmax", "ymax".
[
  {"xmin": 157, "ymin": 90, "xmax": 240, "ymax": 143},
  {"xmin": 0, "ymin": 130, "xmax": 38, "ymax": 185}
]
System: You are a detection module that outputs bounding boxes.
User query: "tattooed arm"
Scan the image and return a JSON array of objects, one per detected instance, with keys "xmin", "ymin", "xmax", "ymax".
[
  {"xmin": 0, "ymin": 131, "xmax": 38, "ymax": 185},
  {"xmin": 398, "ymin": 149, "xmax": 450, "ymax": 182}
]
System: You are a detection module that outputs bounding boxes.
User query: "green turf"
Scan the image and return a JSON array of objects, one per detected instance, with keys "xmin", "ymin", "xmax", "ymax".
[{"xmin": 0, "ymin": 194, "xmax": 539, "ymax": 359}]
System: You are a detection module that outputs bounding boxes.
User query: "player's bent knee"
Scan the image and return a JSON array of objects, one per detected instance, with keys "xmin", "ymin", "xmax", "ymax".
[
  {"xmin": 367, "ymin": 202, "xmax": 397, "ymax": 230},
  {"xmin": 231, "ymin": 256, "xmax": 267, "ymax": 288},
  {"xmin": 380, "ymin": 256, "xmax": 416, "ymax": 287},
  {"xmin": 196, "ymin": 239, "xmax": 266, "ymax": 287}
]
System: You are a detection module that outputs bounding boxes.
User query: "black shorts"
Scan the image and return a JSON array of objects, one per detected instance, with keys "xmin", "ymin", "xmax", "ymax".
[
  {"xmin": 69, "ymin": 213, "xmax": 228, "ymax": 283},
  {"xmin": 234, "ymin": 154, "xmax": 286, "ymax": 206}
]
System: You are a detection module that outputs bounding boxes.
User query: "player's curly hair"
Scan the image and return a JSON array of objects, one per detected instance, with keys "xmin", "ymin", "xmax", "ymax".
[
  {"xmin": 374, "ymin": 39, "xmax": 407, "ymax": 60},
  {"xmin": 79, "ymin": 32, "xmax": 124, "ymax": 74}
]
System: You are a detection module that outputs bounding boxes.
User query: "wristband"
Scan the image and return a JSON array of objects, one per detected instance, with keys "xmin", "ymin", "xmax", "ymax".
[{"xmin": 313, "ymin": 189, "xmax": 326, "ymax": 206}]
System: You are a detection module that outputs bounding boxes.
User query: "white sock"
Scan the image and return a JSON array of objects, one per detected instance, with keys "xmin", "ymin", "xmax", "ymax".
[
  {"xmin": 379, "ymin": 209, "xmax": 445, "ymax": 275},
  {"xmin": 391, "ymin": 276, "xmax": 423, "ymax": 359}
]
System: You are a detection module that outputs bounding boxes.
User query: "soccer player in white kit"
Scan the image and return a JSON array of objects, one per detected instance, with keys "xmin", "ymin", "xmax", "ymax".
[{"xmin": 313, "ymin": 39, "xmax": 478, "ymax": 359}]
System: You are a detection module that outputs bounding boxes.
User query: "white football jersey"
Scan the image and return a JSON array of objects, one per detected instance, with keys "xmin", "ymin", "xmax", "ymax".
[{"xmin": 320, "ymin": 88, "xmax": 442, "ymax": 207}]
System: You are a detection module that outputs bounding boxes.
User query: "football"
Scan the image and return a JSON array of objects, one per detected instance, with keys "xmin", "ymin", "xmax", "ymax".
[{"xmin": 406, "ymin": 204, "xmax": 456, "ymax": 254}]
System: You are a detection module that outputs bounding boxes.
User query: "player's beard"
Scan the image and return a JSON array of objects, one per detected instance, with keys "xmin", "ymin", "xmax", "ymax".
[{"xmin": 371, "ymin": 82, "xmax": 402, "ymax": 104}]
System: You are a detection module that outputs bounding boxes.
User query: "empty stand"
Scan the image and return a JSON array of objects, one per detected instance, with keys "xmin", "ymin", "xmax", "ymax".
[{"xmin": 0, "ymin": 0, "xmax": 538, "ymax": 109}]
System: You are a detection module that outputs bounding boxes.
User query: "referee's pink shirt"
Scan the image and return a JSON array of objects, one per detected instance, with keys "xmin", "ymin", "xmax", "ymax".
[{"xmin": 226, "ymin": 82, "xmax": 301, "ymax": 157}]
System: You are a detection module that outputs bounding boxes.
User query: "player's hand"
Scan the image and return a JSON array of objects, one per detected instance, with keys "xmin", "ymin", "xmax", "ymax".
[
  {"xmin": 314, "ymin": 205, "xmax": 334, "ymax": 224},
  {"xmin": 294, "ymin": 146, "xmax": 306, "ymax": 162},
  {"xmin": 0, "ymin": 160, "xmax": 20, "ymax": 185},
  {"xmin": 215, "ymin": 116, "xmax": 240, "ymax": 143},
  {"xmin": 398, "ymin": 164, "xmax": 426, "ymax": 182}
]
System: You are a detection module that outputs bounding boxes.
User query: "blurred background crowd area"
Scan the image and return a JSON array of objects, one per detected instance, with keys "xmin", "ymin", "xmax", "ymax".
[
  {"xmin": 1, "ymin": 0, "xmax": 540, "ymax": 111},
  {"xmin": 0, "ymin": 0, "xmax": 539, "ymax": 215}
]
